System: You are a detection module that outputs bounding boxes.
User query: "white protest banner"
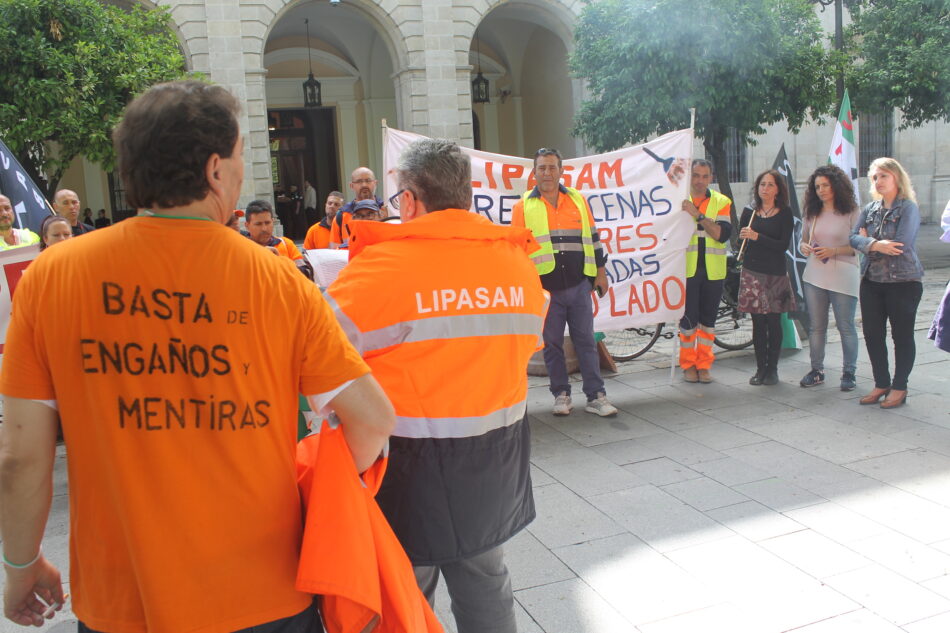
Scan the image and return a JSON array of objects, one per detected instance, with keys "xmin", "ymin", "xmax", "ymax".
[
  {"xmin": 383, "ymin": 127, "xmax": 695, "ymax": 330},
  {"xmin": 0, "ymin": 244, "xmax": 40, "ymax": 358}
]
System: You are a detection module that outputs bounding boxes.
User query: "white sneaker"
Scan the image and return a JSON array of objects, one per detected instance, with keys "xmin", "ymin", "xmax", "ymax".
[
  {"xmin": 585, "ymin": 392, "xmax": 618, "ymax": 417},
  {"xmin": 552, "ymin": 392, "xmax": 572, "ymax": 416}
]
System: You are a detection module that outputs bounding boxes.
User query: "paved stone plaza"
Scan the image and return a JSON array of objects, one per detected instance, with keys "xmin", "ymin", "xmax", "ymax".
[{"xmin": 4, "ymin": 226, "xmax": 950, "ymax": 633}]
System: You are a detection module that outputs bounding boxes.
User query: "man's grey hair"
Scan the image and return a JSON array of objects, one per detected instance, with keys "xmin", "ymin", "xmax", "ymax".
[
  {"xmin": 691, "ymin": 159, "xmax": 714, "ymax": 173},
  {"xmin": 396, "ymin": 139, "xmax": 472, "ymax": 212}
]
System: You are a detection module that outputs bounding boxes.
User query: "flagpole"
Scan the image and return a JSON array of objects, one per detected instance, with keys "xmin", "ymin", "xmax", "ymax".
[{"xmin": 737, "ymin": 213, "xmax": 755, "ymax": 260}]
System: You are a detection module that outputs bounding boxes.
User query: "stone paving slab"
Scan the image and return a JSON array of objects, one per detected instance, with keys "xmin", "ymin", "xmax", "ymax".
[{"xmin": 4, "ymin": 264, "xmax": 950, "ymax": 633}]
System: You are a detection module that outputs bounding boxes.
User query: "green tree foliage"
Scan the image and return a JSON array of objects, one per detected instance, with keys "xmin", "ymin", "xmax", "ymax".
[
  {"xmin": 0, "ymin": 0, "xmax": 188, "ymax": 197},
  {"xmin": 845, "ymin": 0, "xmax": 950, "ymax": 127},
  {"xmin": 571, "ymin": 0, "xmax": 834, "ymax": 215}
]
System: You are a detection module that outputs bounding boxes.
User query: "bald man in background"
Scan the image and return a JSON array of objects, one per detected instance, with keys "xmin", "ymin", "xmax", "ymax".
[{"xmin": 52, "ymin": 189, "xmax": 94, "ymax": 236}]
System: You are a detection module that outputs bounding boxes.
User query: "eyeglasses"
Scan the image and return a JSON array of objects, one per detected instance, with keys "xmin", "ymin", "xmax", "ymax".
[
  {"xmin": 351, "ymin": 178, "xmax": 376, "ymax": 185},
  {"xmin": 535, "ymin": 147, "xmax": 560, "ymax": 156},
  {"xmin": 388, "ymin": 188, "xmax": 414, "ymax": 211}
]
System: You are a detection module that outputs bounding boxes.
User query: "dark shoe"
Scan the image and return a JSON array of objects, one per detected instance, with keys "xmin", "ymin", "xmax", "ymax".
[
  {"xmin": 840, "ymin": 372, "xmax": 856, "ymax": 392},
  {"xmin": 763, "ymin": 370, "xmax": 779, "ymax": 386},
  {"xmin": 749, "ymin": 371, "xmax": 765, "ymax": 386},
  {"xmin": 859, "ymin": 388, "xmax": 889, "ymax": 405},
  {"xmin": 799, "ymin": 369, "xmax": 824, "ymax": 388},
  {"xmin": 880, "ymin": 389, "xmax": 907, "ymax": 409}
]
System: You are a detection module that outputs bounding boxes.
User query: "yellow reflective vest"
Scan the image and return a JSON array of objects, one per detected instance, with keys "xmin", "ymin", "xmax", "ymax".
[
  {"xmin": 686, "ymin": 189, "xmax": 731, "ymax": 280},
  {"xmin": 521, "ymin": 187, "xmax": 597, "ymax": 277}
]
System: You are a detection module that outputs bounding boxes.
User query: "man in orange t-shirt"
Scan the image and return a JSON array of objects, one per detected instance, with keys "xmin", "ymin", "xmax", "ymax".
[{"xmin": 0, "ymin": 80, "xmax": 395, "ymax": 633}]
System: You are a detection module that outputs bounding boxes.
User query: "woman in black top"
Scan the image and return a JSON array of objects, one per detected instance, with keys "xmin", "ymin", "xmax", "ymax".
[{"xmin": 738, "ymin": 169, "xmax": 795, "ymax": 385}]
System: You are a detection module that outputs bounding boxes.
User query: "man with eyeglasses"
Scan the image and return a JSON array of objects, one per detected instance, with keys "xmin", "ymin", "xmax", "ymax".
[
  {"xmin": 512, "ymin": 148, "xmax": 618, "ymax": 417},
  {"xmin": 329, "ymin": 167, "xmax": 387, "ymax": 248},
  {"xmin": 328, "ymin": 138, "xmax": 547, "ymax": 633}
]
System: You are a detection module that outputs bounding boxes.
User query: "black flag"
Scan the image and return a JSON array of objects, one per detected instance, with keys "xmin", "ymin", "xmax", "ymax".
[
  {"xmin": 0, "ymin": 138, "xmax": 53, "ymax": 234},
  {"xmin": 771, "ymin": 144, "xmax": 809, "ymax": 329}
]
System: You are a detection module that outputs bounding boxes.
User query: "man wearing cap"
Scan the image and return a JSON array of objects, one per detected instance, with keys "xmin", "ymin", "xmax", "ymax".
[{"xmin": 340, "ymin": 199, "xmax": 383, "ymax": 249}]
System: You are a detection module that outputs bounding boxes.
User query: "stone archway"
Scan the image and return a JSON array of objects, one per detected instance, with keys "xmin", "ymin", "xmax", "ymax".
[
  {"xmin": 258, "ymin": 0, "xmax": 406, "ymax": 226},
  {"xmin": 467, "ymin": 0, "xmax": 583, "ymax": 159}
]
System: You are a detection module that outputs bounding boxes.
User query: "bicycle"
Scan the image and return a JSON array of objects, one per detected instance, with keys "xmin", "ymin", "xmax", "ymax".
[
  {"xmin": 711, "ymin": 256, "xmax": 754, "ymax": 351},
  {"xmin": 603, "ymin": 256, "xmax": 753, "ymax": 362}
]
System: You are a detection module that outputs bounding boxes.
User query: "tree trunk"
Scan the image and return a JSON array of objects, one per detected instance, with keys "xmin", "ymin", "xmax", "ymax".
[{"xmin": 702, "ymin": 132, "xmax": 740, "ymax": 249}]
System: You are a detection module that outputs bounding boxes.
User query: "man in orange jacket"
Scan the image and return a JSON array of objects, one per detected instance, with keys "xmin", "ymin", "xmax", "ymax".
[
  {"xmin": 246, "ymin": 199, "xmax": 304, "ymax": 261},
  {"xmin": 303, "ymin": 190, "xmax": 344, "ymax": 250},
  {"xmin": 327, "ymin": 139, "xmax": 547, "ymax": 633}
]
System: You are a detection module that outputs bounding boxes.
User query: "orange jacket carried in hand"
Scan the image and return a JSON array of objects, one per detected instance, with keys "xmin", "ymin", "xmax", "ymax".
[{"xmin": 296, "ymin": 420, "xmax": 443, "ymax": 633}]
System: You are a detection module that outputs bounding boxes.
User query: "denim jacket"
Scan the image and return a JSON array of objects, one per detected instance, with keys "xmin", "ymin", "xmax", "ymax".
[{"xmin": 849, "ymin": 198, "xmax": 924, "ymax": 282}]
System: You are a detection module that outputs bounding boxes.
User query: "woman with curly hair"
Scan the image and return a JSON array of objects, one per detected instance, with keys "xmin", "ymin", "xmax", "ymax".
[
  {"xmin": 738, "ymin": 169, "xmax": 795, "ymax": 385},
  {"xmin": 850, "ymin": 157, "xmax": 923, "ymax": 409},
  {"xmin": 798, "ymin": 164, "xmax": 860, "ymax": 391}
]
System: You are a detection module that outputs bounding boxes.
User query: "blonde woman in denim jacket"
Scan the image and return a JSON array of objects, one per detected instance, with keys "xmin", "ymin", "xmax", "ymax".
[{"xmin": 850, "ymin": 157, "xmax": 924, "ymax": 409}]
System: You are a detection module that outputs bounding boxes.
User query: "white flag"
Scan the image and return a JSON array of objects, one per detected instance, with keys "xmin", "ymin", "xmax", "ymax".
[{"xmin": 828, "ymin": 89, "xmax": 860, "ymax": 206}]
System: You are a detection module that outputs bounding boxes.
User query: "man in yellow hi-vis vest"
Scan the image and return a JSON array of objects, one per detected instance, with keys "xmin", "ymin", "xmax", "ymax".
[
  {"xmin": 512, "ymin": 148, "xmax": 618, "ymax": 417},
  {"xmin": 680, "ymin": 159, "xmax": 733, "ymax": 383}
]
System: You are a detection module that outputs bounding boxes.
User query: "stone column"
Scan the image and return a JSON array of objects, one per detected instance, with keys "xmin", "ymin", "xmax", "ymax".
[
  {"xmin": 481, "ymin": 102, "xmax": 500, "ymax": 153},
  {"xmin": 394, "ymin": 68, "xmax": 430, "ymax": 134},
  {"xmin": 363, "ymin": 98, "xmax": 394, "ymax": 179},
  {"xmin": 245, "ymin": 69, "xmax": 273, "ymax": 203},
  {"xmin": 512, "ymin": 96, "xmax": 526, "ymax": 157},
  {"xmin": 337, "ymin": 100, "xmax": 360, "ymax": 178},
  {"xmin": 392, "ymin": 0, "xmax": 473, "ymax": 145}
]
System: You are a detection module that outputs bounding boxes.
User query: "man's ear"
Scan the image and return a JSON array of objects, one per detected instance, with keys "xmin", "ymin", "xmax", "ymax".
[{"xmin": 205, "ymin": 153, "xmax": 224, "ymax": 198}]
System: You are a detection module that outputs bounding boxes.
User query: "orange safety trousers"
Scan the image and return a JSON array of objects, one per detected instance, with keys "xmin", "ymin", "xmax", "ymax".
[{"xmin": 679, "ymin": 325, "xmax": 715, "ymax": 370}]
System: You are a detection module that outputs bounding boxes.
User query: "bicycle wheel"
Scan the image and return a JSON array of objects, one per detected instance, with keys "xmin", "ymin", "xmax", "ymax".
[
  {"xmin": 603, "ymin": 323, "xmax": 665, "ymax": 361},
  {"xmin": 714, "ymin": 297, "xmax": 753, "ymax": 350}
]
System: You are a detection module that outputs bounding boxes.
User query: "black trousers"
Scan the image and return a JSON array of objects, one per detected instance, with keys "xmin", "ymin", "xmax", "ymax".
[
  {"xmin": 751, "ymin": 312, "xmax": 782, "ymax": 373},
  {"xmin": 679, "ymin": 274, "xmax": 724, "ymax": 330},
  {"xmin": 79, "ymin": 601, "xmax": 321, "ymax": 633},
  {"xmin": 860, "ymin": 278, "xmax": 923, "ymax": 391}
]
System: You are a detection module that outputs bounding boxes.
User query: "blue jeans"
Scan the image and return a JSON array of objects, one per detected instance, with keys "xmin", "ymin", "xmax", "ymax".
[
  {"xmin": 803, "ymin": 282, "xmax": 858, "ymax": 374},
  {"xmin": 542, "ymin": 280, "xmax": 605, "ymax": 400}
]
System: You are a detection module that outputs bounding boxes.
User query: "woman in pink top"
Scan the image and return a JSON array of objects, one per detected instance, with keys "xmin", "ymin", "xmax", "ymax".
[{"xmin": 798, "ymin": 165, "xmax": 860, "ymax": 391}]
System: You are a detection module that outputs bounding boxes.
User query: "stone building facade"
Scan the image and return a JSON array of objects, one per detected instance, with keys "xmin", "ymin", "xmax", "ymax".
[{"xmin": 64, "ymin": 1, "xmax": 948, "ymax": 222}]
